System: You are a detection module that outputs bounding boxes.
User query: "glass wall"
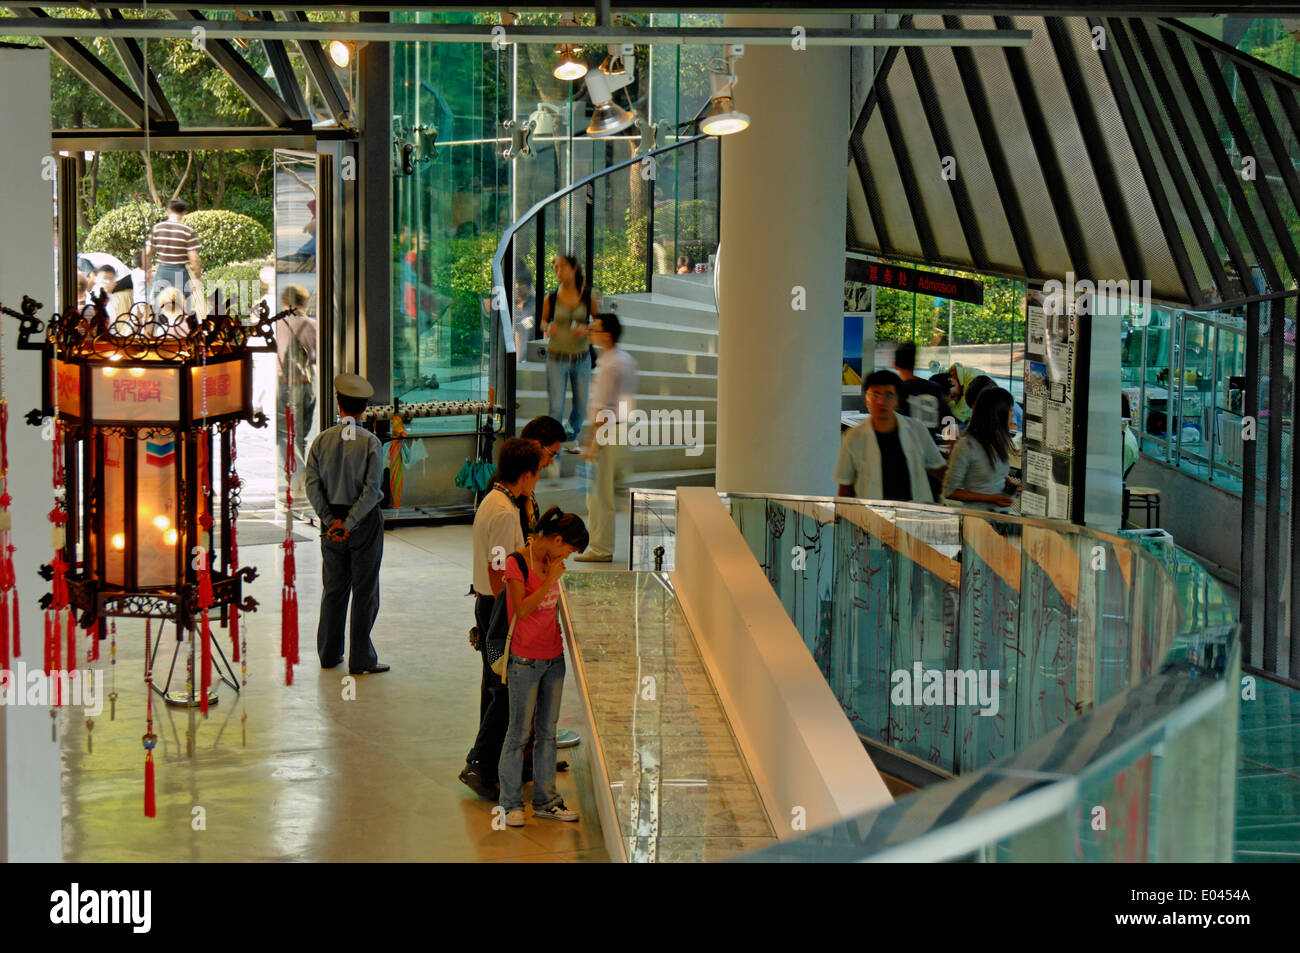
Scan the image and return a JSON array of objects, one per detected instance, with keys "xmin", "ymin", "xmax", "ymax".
[
  {"xmin": 390, "ymin": 13, "xmax": 723, "ymax": 427},
  {"xmin": 1121, "ymin": 301, "xmax": 1294, "ymax": 501},
  {"xmin": 866, "ymin": 267, "xmax": 1026, "ymax": 402}
]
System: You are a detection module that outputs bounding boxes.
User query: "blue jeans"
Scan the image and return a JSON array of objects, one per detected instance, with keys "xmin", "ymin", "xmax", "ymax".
[
  {"xmin": 546, "ymin": 356, "xmax": 590, "ymax": 441},
  {"xmin": 498, "ymin": 653, "xmax": 566, "ymax": 812},
  {"xmin": 151, "ymin": 264, "xmax": 189, "ymax": 304}
]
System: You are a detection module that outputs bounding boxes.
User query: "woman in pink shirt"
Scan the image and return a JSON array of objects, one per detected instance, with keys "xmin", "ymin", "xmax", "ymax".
[{"xmin": 498, "ymin": 507, "xmax": 589, "ymax": 827}]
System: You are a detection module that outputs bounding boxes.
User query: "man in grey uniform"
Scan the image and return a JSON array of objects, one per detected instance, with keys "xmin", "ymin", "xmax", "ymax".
[{"xmin": 305, "ymin": 373, "xmax": 390, "ymax": 675}]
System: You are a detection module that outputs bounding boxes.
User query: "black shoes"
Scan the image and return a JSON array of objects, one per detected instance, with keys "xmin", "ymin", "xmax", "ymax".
[
  {"xmin": 321, "ymin": 659, "xmax": 343, "ymax": 670},
  {"xmin": 459, "ymin": 765, "xmax": 500, "ymax": 801},
  {"xmin": 349, "ymin": 663, "xmax": 391, "ymax": 675}
]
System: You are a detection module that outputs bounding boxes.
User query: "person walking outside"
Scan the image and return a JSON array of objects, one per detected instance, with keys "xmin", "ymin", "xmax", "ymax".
[
  {"xmin": 540, "ymin": 254, "xmax": 600, "ymax": 443},
  {"xmin": 304, "ymin": 373, "xmax": 389, "ymax": 675},
  {"xmin": 497, "ymin": 508, "xmax": 589, "ymax": 827},
  {"xmin": 460, "ymin": 438, "xmax": 542, "ymax": 801},
  {"xmin": 835, "ymin": 370, "xmax": 946, "ymax": 502},
  {"xmin": 893, "ymin": 341, "xmax": 952, "ymax": 440},
  {"xmin": 277, "ymin": 284, "xmax": 318, "ymax": 490},
  {"xmin": 941, "ymin": 386, "xmax": 1019, "ymax": 513},
  {"xmin": 578, "ymin": 314, "xmax": 637, "ymax": 562},
  {"xmin": 145, "ymin": 199, "xmax": 202, "ymax": 305}
]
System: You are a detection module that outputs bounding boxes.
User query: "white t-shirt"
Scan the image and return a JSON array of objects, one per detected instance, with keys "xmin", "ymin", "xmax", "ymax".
[
  {"xmin": 590, "ymin": 345, "xmax": 638, "ymax": 422},
  {"xmin": 471, "ymin": 488, "xmax": 524, "ymax": 595}
]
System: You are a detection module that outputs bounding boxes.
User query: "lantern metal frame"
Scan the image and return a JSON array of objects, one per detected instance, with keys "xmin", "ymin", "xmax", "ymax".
[{"xmin": 3, "ymin": 294, "xmax": 291, "ymax": 699}]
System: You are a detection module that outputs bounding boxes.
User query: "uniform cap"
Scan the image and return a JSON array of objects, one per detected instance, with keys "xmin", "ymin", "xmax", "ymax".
[{"xmin": 334, "ymin": 373, "xmax": 374, "ymax": 399}]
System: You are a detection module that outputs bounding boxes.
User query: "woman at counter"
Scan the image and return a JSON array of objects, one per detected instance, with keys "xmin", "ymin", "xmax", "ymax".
[{"xmin": 942, "ymin": 385, "xmax": 1018, "ymax": 513}]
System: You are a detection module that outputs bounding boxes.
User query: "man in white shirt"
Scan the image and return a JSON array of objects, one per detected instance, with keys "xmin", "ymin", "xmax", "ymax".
[
  {"xmin": 835, "ymin": 369, "xmax": 946, "ymax": 502},
  {"xmin": 578, "ymin": 313, "xmax": 638, "ymax": 561},
  {"xmin": 460, "ymin": 437, "xmax": 542, "ymax": 800}
]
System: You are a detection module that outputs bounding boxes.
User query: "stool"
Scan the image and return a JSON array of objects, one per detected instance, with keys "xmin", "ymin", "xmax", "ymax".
[{"xmin": 1123, "ymin": 485, "xmax": 1161, "ymax": 528}]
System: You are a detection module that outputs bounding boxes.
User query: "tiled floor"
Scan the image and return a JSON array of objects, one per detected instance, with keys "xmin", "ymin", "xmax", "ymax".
[
  {"xmin": 1235, "ymin": 676, "xmax": 1300, "ymax": 862},
  {"xmin": 59, "ymin": 469, "xmax": 629, "ymax": 863}
]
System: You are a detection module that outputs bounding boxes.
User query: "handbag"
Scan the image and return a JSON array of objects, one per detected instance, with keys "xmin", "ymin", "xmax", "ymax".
[{"xmin": 485, "ymin": 552, "xmax": 529, "ymax": 682}]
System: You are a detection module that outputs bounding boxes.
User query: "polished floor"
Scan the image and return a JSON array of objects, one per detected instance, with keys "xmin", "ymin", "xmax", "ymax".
[
  {"xmin": 59, "ymin": 492, "xmax": 627, "ymax": 863},
  {"xmin": 1235, "ymin": 676, "xmax": 1300, "ymax": 862}
]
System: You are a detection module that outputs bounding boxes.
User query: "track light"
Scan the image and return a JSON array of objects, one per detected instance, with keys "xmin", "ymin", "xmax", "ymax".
[
  {"xmin": 328, "ymin": 40, "xmax": 365, "ymax": 69},
  {"xmin": 585, "ymin": 45, "xmax": 636, "ymax": 137},
  {"xmin": 700, "ymin": 47, "xmax": 749, "ymax": 136},
  {"xmin": 553, "ymin": 45, "xmax": 587, "ymax": 82},
  {"xmin": 553, "ymin": 11, "xmax": 586, "ymax": 81},
  {"xmin": 585, "ymin": 74, "xmax": 634, "ymax": 137}
]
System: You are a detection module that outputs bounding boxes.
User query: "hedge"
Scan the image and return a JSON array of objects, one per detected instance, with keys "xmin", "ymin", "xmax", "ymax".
[{"xmin": 83, "ymin": 204, "xmax": 272, "ymax": 271}]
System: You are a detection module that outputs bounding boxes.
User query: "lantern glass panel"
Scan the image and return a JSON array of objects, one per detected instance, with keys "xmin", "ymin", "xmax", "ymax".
[
  {"xmin": 137, "ymin": 437, "xmax": 178, "ymax": 587},
  {"xmin": 92, "ymin": 365, "xmax": 180, "ymax": 423},
  {"xmin": 54, "ymin": 360, "xmax": 81, "ymax": 416},
  {"xmin": 190, "ymin": 359, "xmax": 245, "ymax": 419},
  {"xmin": 104, "ymin": 434, "xmax": 126, "ymax": 587}
]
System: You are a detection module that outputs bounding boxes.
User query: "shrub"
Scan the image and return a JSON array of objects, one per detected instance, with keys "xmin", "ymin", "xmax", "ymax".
[
  {"xmin": 203, "ymin": 259, "xmax": 270, "ymax": 314},
  {"xmin": 83, "ymin": 203, "xmax": 165, "ymax": 262},
  {"xmin": 83, "ymin": 204, "xmax": 272, "ymax": 272},
  {"xmin": 184, "ymin": 209, "xmax": 272, "ymax": 270}
]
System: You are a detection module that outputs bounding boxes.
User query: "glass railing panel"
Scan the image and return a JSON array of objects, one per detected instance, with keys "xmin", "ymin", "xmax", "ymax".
[
  {"xmin": 563, "ymin": 571, "xmax": 779, "ymax": 862},
  {"xmin": 1016, "ymin": 522, "xmax": 1086, "ymax": 751},
  {"xmin": 957, "ymin": 513, "xmax": 1025, "ymax": 772},
  {"xmin": 628, "ymin": 488, "xmax": 678, "ymax": 571},
  {"xmin": 831, "ymin": 501, "xmax": 898, "ymax": 752}
]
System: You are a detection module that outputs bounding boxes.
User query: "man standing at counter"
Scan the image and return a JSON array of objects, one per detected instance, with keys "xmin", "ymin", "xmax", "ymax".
[{"xmin": 835, "ymin": 370, "xmax": 946, "ymax": 502}]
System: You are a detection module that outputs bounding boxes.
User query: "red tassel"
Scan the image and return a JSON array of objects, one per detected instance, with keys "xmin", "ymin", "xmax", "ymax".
[
  {"xmin": 90, "ymin": 618, "xmax": 100, "ymax": 662},
  {"xmin": 0, "ymin": 593, "xmax": 8, "ymax": 672},
  {"xmin": 49, "ymin": 610, "xmax": 61, "ymax": 707},
  {"xmin": 230, "ymin": 608, "xmax": 240, "ymax": 663},
  {"xmin": 12, "ymin": 591, "xmax": 20, "ymax": 657},
  {"xmin": 43, "ymin": 610, "xmax": 52, "ymax": 674},
  {"xmin": 144, "ymin": 753, "xmax": 156, "ymax": 818},
  {"xmin": 66, "ymin": 611, "xmax": 76, "ymax": 673},
  {"xmin": 200, "ymin": 612, "xmax": 212, "ymax": 715}
]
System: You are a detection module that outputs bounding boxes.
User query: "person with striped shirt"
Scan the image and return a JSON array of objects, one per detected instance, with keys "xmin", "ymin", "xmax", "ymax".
[{"xmin": 145, "ymin": 199, "xmax": 202, "ymax": 305}]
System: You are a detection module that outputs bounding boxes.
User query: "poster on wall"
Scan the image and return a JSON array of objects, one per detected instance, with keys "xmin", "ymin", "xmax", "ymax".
[{"xmin": 1020, "ymin": 286, "xmax": 1078, "ymax": 521}]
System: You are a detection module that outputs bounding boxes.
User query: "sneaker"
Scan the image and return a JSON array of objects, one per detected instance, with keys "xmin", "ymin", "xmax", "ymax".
[
  {"xmin": 504, "ymin": 808, "xmax": 526, "ymax": 828},
  {"xmin": 534, "ymin": 800, "xmax": 579, "ymax": 822},
  {"xmin": 458, "ymin": 765, "xmax": 499, "ymax": 801}
]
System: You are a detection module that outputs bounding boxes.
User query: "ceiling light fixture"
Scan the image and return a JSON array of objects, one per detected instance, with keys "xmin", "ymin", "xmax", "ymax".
[
  {"xmin": 552, "ymin": 12, "xmax": 587, "ymax": 81},
  {"xmin": 553, "ymin": 45, "xmax": 587, "ymax": 81},
  {"xmin": 328, "ymin": 39, "xmax": 366, "ymax": 69},
  {"xmin": 586, "ymin": 44, "xmax": 636, "ymax": 137},
  {"xmin": 700, "ymin": 45, "xmax": 750, "ymax": 137}
]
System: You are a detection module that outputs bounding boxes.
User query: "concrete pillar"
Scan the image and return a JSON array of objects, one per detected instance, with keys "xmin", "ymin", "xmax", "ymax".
[
  {"xmin": 716, "ymin": 14, "xmax": 850, "ymax": 496},
  {"xmin": 0, "ymin": 47, "xmax": 62, "ymax": 861}
]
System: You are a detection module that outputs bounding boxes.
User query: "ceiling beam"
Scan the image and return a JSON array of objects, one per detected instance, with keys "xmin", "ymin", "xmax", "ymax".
[
  {"xmin": 10, "ymin": 6, "xmax": 149, "ymax": 127},
  {"xmin": 287, "ymin": 11, "xmax": 353, "ymax": 126},
  {"xmin": 260, "ymin": 11, "xmax": 312, "ymax": 121},
  {"xmin": 177, "ymin": 9, "xmax": 303, "ymax": 129},
  {"xmin": 104, "ymin": 8, "xmax": 176, "ymax": 124},
  {"xmin": 0, "ymin": 17, "xmax": 1034, "ymax": 47}
]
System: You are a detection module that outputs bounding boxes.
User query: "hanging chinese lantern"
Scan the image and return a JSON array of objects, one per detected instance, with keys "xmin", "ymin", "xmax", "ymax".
[{"xmin": 1, "ymin": 293, "xmax": 289, "ymax": 814}]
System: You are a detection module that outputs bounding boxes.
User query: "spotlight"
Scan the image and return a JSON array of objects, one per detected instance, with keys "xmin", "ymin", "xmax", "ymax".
[
  {"xmin": 585, "ymin": 49, "xmax": 636, "ymax": 137},
  {"xmin": 553, "ymin": 45, "xmax": 587, "ymax": 82},
  {"xmin": 328, "ymin": 40, "xmax": 365, "ymax": 69},
  {"xmin": 700, "ymin": 48, "xmax": 750, "ymax": 136}
]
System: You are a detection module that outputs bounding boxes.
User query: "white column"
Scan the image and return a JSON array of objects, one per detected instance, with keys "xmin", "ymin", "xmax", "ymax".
[
  {"xmin": 0, "ymin": 47, "xmax": 62, "ymax": 861},
  {"xmin": 716, "ymin": 14, "xmax": 850, "ymax": 496}
]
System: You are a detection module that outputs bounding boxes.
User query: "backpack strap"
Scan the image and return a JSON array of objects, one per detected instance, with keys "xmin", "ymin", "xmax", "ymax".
[{"xmin": 509, "ymin": 550, "xmax": 529, "ymax": 581}]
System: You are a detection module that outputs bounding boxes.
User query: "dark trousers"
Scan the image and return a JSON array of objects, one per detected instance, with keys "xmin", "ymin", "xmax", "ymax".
[
  {"xmin": 317, "ymin": 505, "xmax": 382, "ymax": 670},
  {"xmin": 467, "ymin": 592, "xmax": 508, "ymax": 784}
]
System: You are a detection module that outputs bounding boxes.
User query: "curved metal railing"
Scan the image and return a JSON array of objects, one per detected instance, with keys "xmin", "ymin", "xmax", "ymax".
[{"xmin": 489, "ymin": 133, "xmax": 717, "ymax": 436}]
